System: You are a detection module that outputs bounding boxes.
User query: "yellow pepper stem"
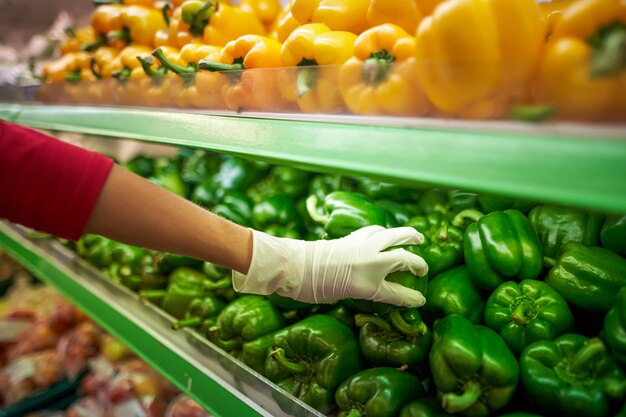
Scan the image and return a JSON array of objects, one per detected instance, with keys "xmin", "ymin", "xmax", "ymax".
[
  {"xmin": 162, "ymin": 2, "xmax": 172, "ymax": 26},
  {"xmin": 182, "ymin": 1, "xmax": 217, "ymax": 36},
  {"xmin": 90, "ymin": 58, "xmax": 103, "ymax": 79},
  {"xmin": 508, "ymin": 105, "xmax": 557, "ymax": 122},
  {"xmin": 198, "ymin": 57, "xmax": 245, "ymax": 72},
  {"xmin": 296, "ymin": 57, "xmax": 318, "ymax": 97},
  {"xmin": 137, "ymin": 55, "xmax": 168, "ymax": 77},
  {"xmin": 64, "ymin": 71, "xmax": 82, "ymax": 83},
  {"xmin": 362, "ymin": 49, "xmax": 396, "ymax": 85},
  {"xmin": 81, "ymin": 37, "xmax": 105, "ymax": 52},
  {"xmin": 590, "ymin": 23, "xmax": 626, "ymax": 78},
  {"xmin": 152, "ymin": 48, "xmax": 198, "ymax": 74},
  {"xmin": 107, "ymin": 28, "xmax": 131, "ymax": 45},
  {"xmin": 112, "ymin": 66, "xmax": 131, "ymax": 82}
]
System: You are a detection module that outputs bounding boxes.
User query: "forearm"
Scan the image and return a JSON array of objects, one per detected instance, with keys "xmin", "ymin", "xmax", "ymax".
[{"xmin": 85, "ymin": 164, "xmax": 253, "ymax": 274}]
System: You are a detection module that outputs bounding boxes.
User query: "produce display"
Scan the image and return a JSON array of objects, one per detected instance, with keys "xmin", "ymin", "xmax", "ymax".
[
  {"xmin": 0, "ymin": 270, "xmax": 212, "ymax": 417},
  {"xmin": 31, "ymin": 0, "xmax": 626, "ymax": 122},
  {"xmin": 60, "ymin": 149, "xmax": 626, "ymax": 417}
]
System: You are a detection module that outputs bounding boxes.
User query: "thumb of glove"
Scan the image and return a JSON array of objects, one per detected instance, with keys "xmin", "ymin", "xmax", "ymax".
[{"xmin": 371, "ymin": 280, "xmax": 426, "ymax": 308}]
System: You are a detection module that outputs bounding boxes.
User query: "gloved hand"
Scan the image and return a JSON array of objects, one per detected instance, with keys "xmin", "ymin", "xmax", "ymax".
[{"xmin": 232, "ymin": 225, "xmax": 428, "ymax": 307}]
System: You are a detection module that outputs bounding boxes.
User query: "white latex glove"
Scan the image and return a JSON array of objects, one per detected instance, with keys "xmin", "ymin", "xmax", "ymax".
[{"xmin": 232, "ymin": 225, "xmax": 428, "ymax": 307}]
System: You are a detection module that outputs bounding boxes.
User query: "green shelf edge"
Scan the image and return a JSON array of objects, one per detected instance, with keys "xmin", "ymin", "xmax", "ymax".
[
  {"xmin": 2, "ymin": 104, "xmax": 626, "ymax": 213},
  {"xmin": 0, "ymin": 224, "xmax": 267, "ymax": 417}
]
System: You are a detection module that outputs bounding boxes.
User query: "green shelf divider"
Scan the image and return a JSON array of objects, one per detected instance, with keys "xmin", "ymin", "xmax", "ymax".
[
  {"xmin": 0, "ymin": 222, "xmax": 323, "ymax": 417},
  {"xmin": 1, "ymin": 104, "xmax": 625, "ymax": 214}
]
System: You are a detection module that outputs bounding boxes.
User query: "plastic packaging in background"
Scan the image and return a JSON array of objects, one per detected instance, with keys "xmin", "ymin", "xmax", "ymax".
[
  {"xmin": 165, "ymin": 395, "xmax": 213, "ymax": 417},
  {"xmin": 56, "ymin": 322, "xmax": 103, "ymax": 379}
]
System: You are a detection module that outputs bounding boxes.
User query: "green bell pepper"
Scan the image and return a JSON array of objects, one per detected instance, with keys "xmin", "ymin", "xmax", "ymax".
[
  {"xmin": 252, "ymin": 194, "xmax": 302, "ymax": 237},
  {"xmin": 405, "ymin": 211, "xmax": 472, "ymax": 276},
  {"xmin": 249, "ymin": 166, "xmax": 314, "ymax": 201},
  {"xmin": 172, "ymin": 295, "xmax": 226, "ymax": 330},
  {"xmin": 377, "ymin": 200, "xmax": 414, "ymax": 228},
  {"xmin": 212, "ymin": 191, "xmax": 254, "ymax": 227},
  {"xmin": 528, "ymin": 205, "xmax": 603, "ymax": 257},
  {"xmin": 154, "ymin": 252, "xmax": 204, "ymax": 275},
  {"xmin": 209, "ymin": 295, "xmax": 285, "ymax": 354},
  {"xmin": 335, "ymin": 367, "xmax": 425, "ymax": 417},
  {"xmin": 191, "ymin": 155, "xmax": 264, "ymax": 206},
  {"xmin": 399, "ymin": 397, "xmax": 450, "ymax": 417},
  {"xmin": 544, "ymin": 243, "xmax": 626, "ymax": 312},
  {"xmin": 180, "ymin": 149, "xmax": 220, "ymax": 186},
  {"xmin": 241, "ymin": 332, "xmax": 276, "ymax": 374},
  {"xmin": 122, "ymin": 155, "xmax": 154, "ymax": 178},
  {"xmin": 448, "ymin": 190, "xmax": 479, "ymax": 213},
  {"xmin": 477, "ymin": 194, "xmax": 536, "ymax": 214},
  {"xmin": 308, "ymin": 174, "xmax": 356, "ymax": 201},
  {"xmin": 417, "ymin": 189, "xmax": 448, "ymax": 215},
  {"xmin": 150, "ymin": 157, "xmax": 188, "ymax": 197},
  {"xmin": 430, "ymin": 314, "xmax": 519, "ymax": 416},
  {"xmin": 262, "ymin": 315, "xmax": 362, "ymax": 413},
  {"xmin": 464, "ymin": 209, "xmax": 543, "ymax": 290},
  {"xmin": 600, "ymin": 214, "xmax": 626, "ymax": 256},
  {"xmin": 201, "ymin": 262, "xmax": 236, "ymax": 301},
  {"xmin": 484, "ymin": 280, "xmax": 574, "ymax": 355},
  {"xmin": 306, "ymin": 191, "xmax": 387, "ymax": 238},
  {"xmin": 322, "ymin": 304, "xmax": 356, "ymax": 329},
  {"xmin": 603, "ymin": 286, "xmax": 626, "ymax": 368},
  {"xmin": 140, "ymin": 267, "xmax": 208, "ymax": 319},
  {"xmin": 357, "ymin": 177, "xmax": 421, "ymax": 203},
  {"xmin": 520, "ymin": 334, "xmax": 626, "ymax": 417},
  {"xmin": 355, "ymin": 308, "xmax": 432, "ymax": 370},
  {"xmin": 344, "ymin": 271, "xmax": 428, "ymax": 315},
  {"xmin": 424, "ymin": 266, "xmax": 485, "ymax": 325}
]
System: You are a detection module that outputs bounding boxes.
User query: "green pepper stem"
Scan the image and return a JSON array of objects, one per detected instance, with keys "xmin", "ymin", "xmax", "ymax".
[
  {"xmin": 305, "ymin": 195, "xmax": 330, "ymax": 225},
  {"xmin": 208, "ymin": 326, "xmax": 242, "ymax": 351},
  {"xmin": 590, "ymin": 26, "xmax": 626, "ymax": 78},
  {"xmin": 441, "ymin": 380, "xmax": 482, "ymax": 414},
  {"xmin": 543, "ymin": 256, "xmax": 557, "ymax": 268},
  {"xmin": 152, "ymin": 48, "xmax": 197, "ymax": 75},
  {"xmin": 107, "ymin": 28, "xmax": 131, "ymax": 44},
  {"xmin": 90, "ymin": 58, "xmax": 103, "ymax": 79},
  {"xmin": 81, "ymin": 38, "xmax": 105, "ymax": 52},
  {"xmin": 451, "ymin": 209, "xmax": 484, "ymax": 228},
  {"xmin": 203, "ymin": 278, "xmax": 231, "ymax": 290},
  {"xmin": 345, "ymin": 410, "xmax": 362, "ymax": 417},
  {"xmin": 112, "ymin": 66, "xmax": 131, "ymax": 82},
  {"xmin": 139, "ymin": 289, "xmax": 166, "ymax": 303},
  {"xmin": 198, "ymin": 59, "xmax": 244, "ymax": 72},
  {"xmin": 388, "ymin": 309, "xmax": 427, "ymax": 337},
  {"xmin": 138, "ymin": 55, "xmax": 167, "ymax": 77},
  {"xmin": 571, "ymin": 337, "xmax": 606, "ymax": 373},
  {"xmin": 270, "ymin": 348, "xmax": 309, "ymax": 374},
  {"xmin": 354, "ymin": 314, "xmax": 393, "ymax": 331},
  {"xmin": 172, "ymin": 317, "xmax": 202, "ymax": 330},
  {"xmin": 162, "ymin": 2, "xmax": 172, "ymax": 26},
  {"xmin": 511, "ymin": 304, "xmax": 527, "ymax": 325},
  {"xmin": 296, "ymin": 67, "xmax": 317, "ymax": 98},
  {"xmin": 508, "ymin": 105, "xmax": 557, "ymax": 123}
]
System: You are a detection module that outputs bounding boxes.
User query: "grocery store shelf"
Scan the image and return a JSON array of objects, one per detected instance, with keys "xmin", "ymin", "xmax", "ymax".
[
  {"xmin": 2, "ymin": 103, "xmax": 626, "ymax": 213},
  {"xmin": 0, "ymin": 222, "xmax": 324, "ymax": 417}
]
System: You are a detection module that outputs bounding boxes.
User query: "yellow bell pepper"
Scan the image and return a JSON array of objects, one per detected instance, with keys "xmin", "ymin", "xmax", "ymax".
[
  {"xmin": 91, "ymin": 46, "xmax": 121, "ymax": 78},
  {"xmin": 198, "ymin": 34, "xmax": 285, "ymax": 111},
  {"xmin": 151, "ymin": 44, "xmax": 227, "ymax": 108},
  {"xmin": 154, "ymin": 5, "xmax": 196, "ymax": 49},
  {"xmin": 90, "ymin": 5, "xmax": 166, "ymax": 49},
  {"xmin": 538, "ymin": 0, "xmax": 577, "ymax": 37},
  {"xmin": 338, "ymin": 23, "xmax": 429, "ymax": 116},
  {"xmin": 269, "ymin": 5, "xmax": 300, "ymax": 42},
  {"xmin": 60, "ymin": 27, "xmax": 96, "ymax": 54},
  {"xmin": 239, "ymin": 0, "xmax": 282, "ymax": 31},
  {"xmin": 41, "ymin": 52, "xmax": 95, "ymax": 83},
  {"xmin": 180, "ymin": 0, "xmax": 265, "ymax": 47},
  {"xmin": 280, "ymin": 23, "xmax": 356, "ymax": 112},
  {"xmin": 89, "ymin": 5, "xmax": 126, "ymax": 50},
  {"xmin": 367, "ymin": 0, "xmax": 423, "ymax": 34},
  {"xmin": 290, "ymin": 0, "xmax": 370, "ymax": 34},
  {"xmin": 534, "ymin": 0, "xmax": 626, "ymax": 121},
  {"xmin": 415, "ymin": 0, "xmax": 545, "ymax": 118}
]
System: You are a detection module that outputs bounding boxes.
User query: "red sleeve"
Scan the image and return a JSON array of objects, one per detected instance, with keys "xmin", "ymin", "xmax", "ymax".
[{"xmin": 0, "ymin": 120, "xmax": 114, "ymax": 240}]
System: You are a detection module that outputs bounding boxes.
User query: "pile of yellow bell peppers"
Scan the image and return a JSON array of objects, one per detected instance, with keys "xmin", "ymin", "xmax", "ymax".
[{"xmin": 39, "ymin": 0, "xmax": 626, "ymax": 122}]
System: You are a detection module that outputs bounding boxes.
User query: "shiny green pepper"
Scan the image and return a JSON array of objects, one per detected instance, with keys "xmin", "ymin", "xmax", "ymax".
[
  {"xmin": 528, "ymin": 205, "xmax": 603, "ymax": 257},
  {"xmin": 520, "ymin": 335, "xmax": 626, "ymax": 417},
  {"xmin": 600, "ymin": 214, "xmax": 626, "ymax": 256},
  {"xmin": 603, "ymin": 287, "xmax": 626, "ymax": 368},
  {"xmin": 212, "ymin": 191, "xmax": 254, "ymax": 227},
  {"xmin": 464, "ymin": 210, "xmax": 543, "ymax": 290},
  {"xmin": 172, "ymin": 295, "xmax": 226, "ymax": 330},
  {"xmin": 544, "ymin": 243, "xmax": 626, "ymax": 312},
  {"xmin": 424, "ymin": 266, "xmax": 485, "ymax": 325},
  {"xmin": 484, "ymin": 280, "xmax": 574, "ymax": 355},
  {"xmin": 399, "ymin": 397, "xmax": 450, "ymax": 417},
  {"xmin": 306, "ymin": 191, "xmax": 387, "ymax": 238},
  {"xmin": 335, "ymin": 367, "xmax": 425, "ymax": 417}
]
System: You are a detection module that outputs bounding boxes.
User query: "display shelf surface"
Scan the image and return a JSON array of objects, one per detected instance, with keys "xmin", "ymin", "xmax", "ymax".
[
  {"xmin": 1, "ymin": 103, "xmax": 626, "ymax": 213},
  {"xmin": 0, "ymin": 222, "xmax": 325, "ymax": 417}
]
